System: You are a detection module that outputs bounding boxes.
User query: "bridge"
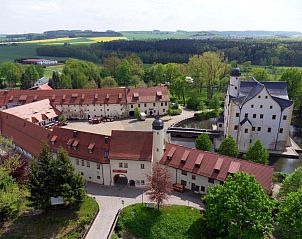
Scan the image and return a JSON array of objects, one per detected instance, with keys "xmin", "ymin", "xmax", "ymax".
[{"xmin": 167, "ymin": 127, "xmax": 223, "ymax": 138}]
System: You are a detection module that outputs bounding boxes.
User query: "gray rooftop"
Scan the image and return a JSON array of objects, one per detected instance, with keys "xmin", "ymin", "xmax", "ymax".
[{"xmin": 232, "ymin": 78, "xmax": 293, "ymax": 110}]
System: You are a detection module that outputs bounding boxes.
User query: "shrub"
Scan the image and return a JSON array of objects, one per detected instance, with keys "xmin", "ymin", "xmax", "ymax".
[{"xmin": 272, "ymin": 172, "xmax": 288, "ymax": 184}]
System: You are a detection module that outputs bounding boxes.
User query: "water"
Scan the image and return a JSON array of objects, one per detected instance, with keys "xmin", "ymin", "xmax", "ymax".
[{"xmin": 171, "ymin": 137, "xmax": 302, "ymax": 173}]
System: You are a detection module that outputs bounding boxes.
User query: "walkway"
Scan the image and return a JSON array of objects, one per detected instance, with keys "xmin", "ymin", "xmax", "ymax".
[{"xmin": 85, "ymin": 183, "xmax": 204, "ymax": 239}]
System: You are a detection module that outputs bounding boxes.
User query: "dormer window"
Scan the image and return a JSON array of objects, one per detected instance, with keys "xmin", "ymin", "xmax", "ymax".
[
  {"xmin": 104, "ymin": 151, "xmax": 109, "ymax": 158},
  {"xmin": 104, "ymin": 137, "xmax": 109, "ymax": 144},
  {"xmin": 88, "ymin": 143, "xmax": 95, "ymax": 154},
  {"xmin": 50, "ymin": 135, "xmax": 57, "ymax": 145}
]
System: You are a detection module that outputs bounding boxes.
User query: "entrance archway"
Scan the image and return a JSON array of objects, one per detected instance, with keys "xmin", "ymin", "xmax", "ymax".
[
  {"xmin": 113, "ymin": 174, "xmax": 128, "ymax": 185},
  {"xmin": 129, "ymin": 180, "xmax": 135, "ymax": 186},
  {"xmin": 129, "ymin": 111, "xmax": 135, "ymax": 117}
]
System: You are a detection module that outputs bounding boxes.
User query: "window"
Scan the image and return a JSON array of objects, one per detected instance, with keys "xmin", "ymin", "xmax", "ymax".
[
  {"xmin": 272, "ymin": 115, "xmax": 276, "ymax": 120},
  {"xmin": 235, "ymin": 86, "xmax": 237, "ymax": 90},
  {"xmin": 252, "ymin": 127, "xmax": 255, "ymax": 131},
  {"xmin": 244, "ymin": 128, "xmax": 248, "ymax": 133},
  {"xmin": 260, "ymin": 114, "xmax": 263, "ymax": 119},
  {"xmin": 165, "ymin": 102, "xmax": 168, "ymax": 106},
  {"xmin": 80, "ymin": 172, "xmax": 84, "ymax": 175},
  {"xmin": 253, "ymin": 114, "xmax": 256, "ymax": 118},
  {"xmin": 283, "ymin": 115, "xmax": 287, "ymax": 120},
  {"xmin": 265, "ymin": 96, "xmax": 268, "ymax": 99},
  {"xmin": 141, "ymin": 180, "xmax": 145, "ymax": 185},
  {"xmin": 161, "ymin": 102, "xmax": 163, "ymax": 106},
  {"xmin": 258, "ymin": 96, "xmax": 261, "ymax": 99},
  {"xmin": 163, "ymin": 109, "xmax": 166, "ymax": 112},
  {"xmin": 76, "ymin": 159, "xmax": 79, "ymax": 165},
  {"xmin": 244, "ymin": 113, "xmax": 248, "ymax": 118},
  {"xmin": 141, "ymin": 164, "xmax": 145, "ymax": 169},
  {"xmin": 270, "ymin": 105, "xmax": 273, "ymax": 109},
  {"xmin": 131, "ymin": 105, "xmax": 133, "ymax": 108},
  {"xmin": 200, "ymin": 186, "xmax": 205, "ymax": 192},
  {"xmin": 208, "ymin": 178, "xmax": 214, "ymax": 183},
  {"xmin": 153, "ymin": 103, "xmax": 156, "ymax": 107},
  {"xmin": 268, "ymin": 128, "xmax": 271, "ymax": 133},
  {"xmin": 192, "ymin": 175, "xmax": 196, "ymax": 180},
  {"xmin": 257, "ymin": 127, "xmax": 261, "ymax": 131},
  {"xmin": 104, "ymin": 151, "xmax": 109, "ymax": 158},
  {"xmin": 124, "ymin": 163, "xmax": 128, "ymax": 168},
  {"xmin": 279, "ymin": 128, "xmax": 284, "ymax": 133},
  {"xmin": 181, "ymin": 180, "xmax": 187, "ymax": 186},
  {"xmin": 138, "ymin": 104, "xmax": 140, "ymax": 108},
  {"xmin": 81, "ymin": 160, "xmax": 85, "ymax": 166},
  {"xmin": 119, "ymin": 162, "xmax": 123, "ymax": 168},
  {"xmin": 234, "ymin": 125, "xmax": 238, "ymax": 130},
  {"xmin": 97, "ymin": 163, "xmax": 100, "ymax": 170},
  {"xmin": 236, "ymin": 113, "xmax": 239, "ymax": 117},
  {"xmin": 97, "ymin": 176, "xmax": 100, "ymax": 179},
  {"xmin": 86, "ymin": 161, "xmax": 90, "ymax": 168},
  {"xmin": 251, "ymin": 105, "xmax": 254, "ymax": 108},
  {"xmin": 144, "ymin": 103, "xmax": 147, "ymax": 107},
  {"xmin": 181, "ymin": 170, "xmax": 187, "ymax": 176},
  {"xmin": 260, "ymin": 105, "xmax": 263, "ymax": 108}
]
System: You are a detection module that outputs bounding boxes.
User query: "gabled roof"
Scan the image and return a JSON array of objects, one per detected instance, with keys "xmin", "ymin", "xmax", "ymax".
[
  {"xmin": 49, "ymin": 127, "xmax": 110, "ymax": 164},
  {"xmin": 240, "ymin": 118, "xmax": 253, "ymax": 126},
  {"xmin": 160, "ymin": 144, "xmax": 273, "ymax": 193},
  {"xmin": 109, "ymin": 130, "xmax": 153, "ymax": 161},
  {"xmin": 0, "ymin": 112, "xmax": 50, "ymax": 157},
  {"xmin": 2, "ymin": 99, "xmax": 60, "ymax": 123},
  {"xmin": 127, "ymin": 86, "xmax": 169, "ymax": 103},
  {"xmin": 232, "ymin": 77, "xmax": 293, "ymax": 110}
]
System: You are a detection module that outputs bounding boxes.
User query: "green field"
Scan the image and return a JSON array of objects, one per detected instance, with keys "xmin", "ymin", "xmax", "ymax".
[
  {"xmin": 114, "ymin": 204, "xmax": 205, "ymax": 239},
  {"xmin": 0, "ymin": 36, "xmax": 127, "ymax": 63},
  {"xmin": 44, "ymin": 64, "xmax": 65, "ymax": 78},
  {"xmin": 0, "ymin": 196, "xmax": 99, "ymax": 239}
]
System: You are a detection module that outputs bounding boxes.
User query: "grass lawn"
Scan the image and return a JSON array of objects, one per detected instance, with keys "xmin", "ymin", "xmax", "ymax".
[
  {"xmin": 44, "ymin": 64, "xmax": 65, "ymax": 78},
  {"xmin": 0, "ymin": 196, "xmax": 99, "ymax": 239},
  {"xmin": 115, "ymin": 204, "xmax": 205, "ymax": 239}
]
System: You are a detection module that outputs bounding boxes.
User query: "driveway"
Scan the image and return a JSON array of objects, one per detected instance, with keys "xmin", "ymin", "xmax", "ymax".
[{"xmin": 85, "ymin": 182, "xmax": 204, "ymax": 239}]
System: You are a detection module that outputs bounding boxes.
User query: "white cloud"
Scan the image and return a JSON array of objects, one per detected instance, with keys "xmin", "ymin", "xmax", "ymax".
[{"xmin": 0, "ymin": 0, "xmax": 301, "ymax": 33}]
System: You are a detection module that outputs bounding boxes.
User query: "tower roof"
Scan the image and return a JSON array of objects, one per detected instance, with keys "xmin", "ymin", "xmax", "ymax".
[
  {"xmin": 152, "ymin": 115, "xmax": 164, "ymax": 130},
  {"xmin": 231, "ymin": 66, "xmax": 241, "ymax": 77}
]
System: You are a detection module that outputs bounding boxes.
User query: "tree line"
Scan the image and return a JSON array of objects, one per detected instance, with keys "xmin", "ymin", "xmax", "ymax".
[{"xmin": 37, "ymin": 38, "xmax": 302, "ymax": 66}]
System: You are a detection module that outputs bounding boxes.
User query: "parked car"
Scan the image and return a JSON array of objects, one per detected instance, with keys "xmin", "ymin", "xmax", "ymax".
[{"xmin": 172, "ymin": 183, "xmax": 185, "ymax": 192}]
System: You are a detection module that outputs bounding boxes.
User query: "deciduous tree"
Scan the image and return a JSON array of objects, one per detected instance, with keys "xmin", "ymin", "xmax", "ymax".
[
  {"xmin": 195, "ymin": 134, "xmax": 212, "ymax": 151},
  {"xmin": 101, "ymin": 76, "xmax": 118, "ymax": 88},
  {"xmin": 253, "ymin": 68, "xmax": 269, "ymax": 81},
  {"xmin": 146, "ymin": 163, "xmax": 172, "ymax": 210},
  {"xmin": 277, "ymin": 188, "xmax": 302, "ymax": 239},
  {"xmin": 0, "ymin": 62, "xmax": 21, "ymax": 87},
  {"xmin": 244, "ymin": 140, "xmax": 269, "ymax": 165},
  {"xmin": 278, "ymin": 166, "xmax": 302, "ymax": 199},
  {"xmin": 204, "ymin": 172, "xmax": 274, "ymax": 238},
  {"xmin": 218, "ymin": 135, "xmax": 239, "ymax": 158},
  {"xmin": 0, "ymin": 167, "xmax": 22, "ymax": 221}
]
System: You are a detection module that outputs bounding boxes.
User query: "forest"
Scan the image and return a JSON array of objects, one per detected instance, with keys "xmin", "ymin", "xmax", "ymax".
[{"xmin": 36, "ymin": 38, "xmax": 302, "ymax": 66}]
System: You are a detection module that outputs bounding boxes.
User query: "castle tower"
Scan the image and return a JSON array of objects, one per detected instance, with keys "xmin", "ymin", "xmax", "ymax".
[
  {"xmin": 152, "ymin": 116, "xmax": 165, "ymax": 163},
  {"xmin": 229, "ymin": 66, "xmax": 241, "ymax": 97}
]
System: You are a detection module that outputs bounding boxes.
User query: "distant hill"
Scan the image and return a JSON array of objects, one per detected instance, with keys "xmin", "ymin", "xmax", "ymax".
[{"xmin": 211, "ymin": 30, "xmax": 302, "ymax": 38}]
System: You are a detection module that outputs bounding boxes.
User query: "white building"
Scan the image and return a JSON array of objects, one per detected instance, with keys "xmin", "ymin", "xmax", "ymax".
[
  {"xmin": 0, "ymin": 86, "xmax": 170, "ymax": 119},
  {"xmin": 220, "ymin": 67, "xmax": 293, "ymax": 152}
]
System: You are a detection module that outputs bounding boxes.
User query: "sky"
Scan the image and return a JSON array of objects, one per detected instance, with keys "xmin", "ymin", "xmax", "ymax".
[{"xmin": 0, "ymin": 0, "xmax": 301, "ymax": 34}]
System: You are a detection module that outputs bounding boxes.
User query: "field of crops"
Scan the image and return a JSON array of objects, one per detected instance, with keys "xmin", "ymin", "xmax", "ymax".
[{"xmin": 0, "ymin": 36, "xmax": 127, "ymax": 62}]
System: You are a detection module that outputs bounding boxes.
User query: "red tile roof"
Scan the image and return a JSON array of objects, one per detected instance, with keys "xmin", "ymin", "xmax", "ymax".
[
  {"xmin": 0, "ymin": 87, "xmax": 169, "ymax": 108},
  {"xmin": 37, "ymin": 83, "xmax": 53, "ymax": 90},
  {"xmin": 127, "ymin": 86, "xmax": 169, "ymax": 103},
  {"xmin": 2, "ymin": 99, "xmax": 60, "ymax": 123},
  {"xmin": 109, "ymin": 130, "xmax": 153, "ymax": 161},
  {"xmin": 0, "ymin": 88, "xmax": 127, "ymax": 107},
  {"xmin": 49, "ymin": 127, "xmax": 110, "ymax": 164},
  {"xmin": 0, "ymin": 112, "xmax": 50, "ymax": 157},
  {"xmin": 160, "ymin": 144, "xmax": 273, "ymax": 193}
]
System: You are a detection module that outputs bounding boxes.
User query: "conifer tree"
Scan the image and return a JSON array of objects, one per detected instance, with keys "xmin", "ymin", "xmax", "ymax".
[{"xmin": 218, "ymin": 135, "xmax": 239, "ymax": 157}]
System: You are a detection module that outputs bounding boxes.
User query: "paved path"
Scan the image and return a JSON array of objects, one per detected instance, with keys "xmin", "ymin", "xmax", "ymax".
[{"xmin": 85, "ymin": 183, "xmax": 204, "ymax": 239}]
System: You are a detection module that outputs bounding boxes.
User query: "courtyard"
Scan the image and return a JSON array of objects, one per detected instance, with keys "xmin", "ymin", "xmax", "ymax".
[{"xmin": 62, "ymin": 107, "xmax": 196, "ymax": 136}]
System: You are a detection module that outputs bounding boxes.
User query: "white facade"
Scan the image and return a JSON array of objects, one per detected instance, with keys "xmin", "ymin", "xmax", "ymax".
[
  {"xmin": 224, "ymin": 68, "xmax": 293, "ymax": 152},
  {"xmin": 166, "ymin": 166, "xmax": 221, "ymax": 194},
  {"xmin": 128, "ymin": 102, "xmax": 169, "ymax": 116}
]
